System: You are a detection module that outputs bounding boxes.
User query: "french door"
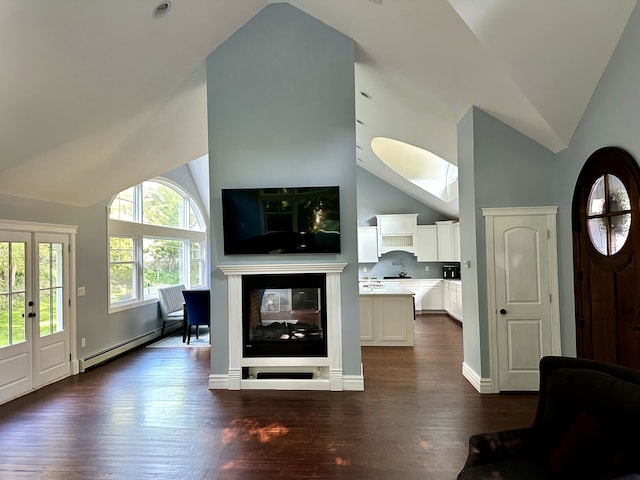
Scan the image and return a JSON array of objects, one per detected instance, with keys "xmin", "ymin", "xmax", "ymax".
[{"xmin": 0, "ymin": 229, "xmax": 72, "ymax": 404}]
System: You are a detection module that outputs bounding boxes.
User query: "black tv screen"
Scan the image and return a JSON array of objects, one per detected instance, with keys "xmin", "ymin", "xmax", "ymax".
[{"xmin": 221, "ymin": 186, "xmax": 341, "ymax": 254}]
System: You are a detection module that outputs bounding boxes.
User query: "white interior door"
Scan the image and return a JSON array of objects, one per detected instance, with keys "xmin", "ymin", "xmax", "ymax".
[
  {"xmin": 0, "ymin": 232, "xmax": 33, "ymax": 403},
  {"xmin": 485, "ymin": 207, "xmax": 561, "ymax": 392},
  {"xmin": 0, "ymin": 228, "xmax": 72, "ymax": 404},
  {"xmin": 33, "ymin": 233, "xmax": 70, "ymax": 388}
]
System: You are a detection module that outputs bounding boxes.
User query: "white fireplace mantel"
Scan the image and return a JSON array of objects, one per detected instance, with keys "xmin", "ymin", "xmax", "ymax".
[
  {"xmin": 218, "ymin": 263, "xmax": 348, "ymax": 275},
  {"xmin": 212, "ymin": 263, "xmax": 348, "ymax": 391}
]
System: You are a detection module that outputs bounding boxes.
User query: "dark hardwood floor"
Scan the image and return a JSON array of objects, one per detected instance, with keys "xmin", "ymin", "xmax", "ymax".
[{"xmin": 0, "ymin": 314, "xmax": 538, "ymax": 479}]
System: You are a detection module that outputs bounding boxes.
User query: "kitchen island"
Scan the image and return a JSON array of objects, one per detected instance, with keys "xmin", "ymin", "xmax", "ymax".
[{"xmin": 359, "ymin": 282, "xmax": 415, "ymax": 346}]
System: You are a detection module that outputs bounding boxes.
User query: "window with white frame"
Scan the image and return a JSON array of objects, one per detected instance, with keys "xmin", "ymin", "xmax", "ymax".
[{"xmin": 108, "ymin": 179, "xmax": 206, "ymax": 311}]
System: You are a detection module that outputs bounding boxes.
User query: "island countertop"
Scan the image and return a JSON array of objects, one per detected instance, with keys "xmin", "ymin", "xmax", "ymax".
[{"xmin": 359, "ymin": 282, "xmax": 414, "ymax": 296}]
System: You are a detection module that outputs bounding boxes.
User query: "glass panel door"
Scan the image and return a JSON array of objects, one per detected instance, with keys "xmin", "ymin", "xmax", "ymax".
[
  {"xmin": 33, "ymin": 233, "xmax": 70, "ymax": 388},
  {"xmin": 0, "ymin": 232, "xmax": 33, "ymax": 404},
  {"xmin": 0, "ymin": 240, "xmax": 27, "ymax": 347},
  {"xmin": 38, "ymin": 241, "xmax": 65, "ymax": 337}
]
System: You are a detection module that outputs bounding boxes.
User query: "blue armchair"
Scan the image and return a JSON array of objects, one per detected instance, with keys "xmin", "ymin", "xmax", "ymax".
[{"xmin": 182, "ymin": 290, "xmax": 210, "ymax": 345}]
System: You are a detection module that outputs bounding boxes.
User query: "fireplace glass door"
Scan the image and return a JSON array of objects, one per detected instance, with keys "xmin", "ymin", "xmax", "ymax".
[{"xmin": 243, "ymin": 274, "xmax": 327, "ymax": 357}]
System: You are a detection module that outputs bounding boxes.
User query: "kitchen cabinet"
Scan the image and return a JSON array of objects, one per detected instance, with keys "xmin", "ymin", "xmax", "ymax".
[
  {"xmin": 436, "ymin": 220, "xmax": 461, "ymax": 262},
  {"xmin": 360, "ymin": 283, "xmax": 415, "ymax": 346},
  {"xmin": 422, "ymin": 280, "xmax": 443, "ymax": 310},
  {"xmin": 376, "ymin": 214, "xmax": 418, "ymax": 255},
  {"xmin": 444, "ymin": 280, "xmax": 462, "ymax": 322},
  {"xmin": 452, "ymin": 222, "xmax": 460, "ymax": 262},
  {"xmin": 374, "ymin": 279, "xmax": 443, "ymax": 312},
  {"xmin": 416, "ymin": 225, "xmax": 438, "ymax": 261},
  {"xmin": 357, "ymin": 226, "xmax": 379, "ymax": 263}
]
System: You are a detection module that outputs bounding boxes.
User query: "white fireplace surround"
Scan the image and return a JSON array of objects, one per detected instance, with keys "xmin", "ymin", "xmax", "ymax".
[{"xmin": 212, "ymin": 263, "xmax": 360, "ymax": 391}]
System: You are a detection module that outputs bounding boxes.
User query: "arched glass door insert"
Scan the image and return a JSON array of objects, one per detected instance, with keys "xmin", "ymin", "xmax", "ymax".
[{"xmin": 586, "ymin": 174, "xmax": 631, "ymax": 255}]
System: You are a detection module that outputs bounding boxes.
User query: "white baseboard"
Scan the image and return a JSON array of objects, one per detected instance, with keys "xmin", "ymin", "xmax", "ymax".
[
  {"xmin": 462, "ymin": 361, "xmax": 494, "ymax": 393},
  {"xmin": 342, "ymin": 374, "xmax": 365, "ymax": 391},
  {"xmin": 80, "ymin": 330, "xmax": 159, "ymax": 371}
]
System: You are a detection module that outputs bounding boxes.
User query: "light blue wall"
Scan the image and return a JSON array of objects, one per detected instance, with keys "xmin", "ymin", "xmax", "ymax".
[
  {"xmin": 457, "ymin": 108, "xmax": 481, "ymax": 375},
  {"xmin": 0, "ymin": 164, "xmax": 205, "ymax": 360},
  {"xmin": 357, "ymin": 167, "xmax": 456, "ymax": 280},
  {"xmin": 553, "ymin": 2, "xmax": 640, "ymax": 357},
  {"xmin": 458, "ymin": 2, "xmax": 640, "ymax": 378},
  {"xmin": 458, "ymin": 107, "xmax": 557, "ymax": 377},
  {"xmin": 357, "ymin": 168, "xmax": 450, "ymax": 225},
  {"xmin": 206, "ymin": 4, "xmax": 360, "ymax": 375}
]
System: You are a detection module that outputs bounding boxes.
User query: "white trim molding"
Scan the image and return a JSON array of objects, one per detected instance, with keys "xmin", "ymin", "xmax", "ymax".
[
  {"xmin": 462, "ymin": 362, "xmax": 494, "ymax": 394},
  {"xmin": 217, "ymin": 263, "xmax": 353, "ymax": 391},
  {"xmin": 482, "ymin": 206, "xmax": 560, "ymax": 393}
]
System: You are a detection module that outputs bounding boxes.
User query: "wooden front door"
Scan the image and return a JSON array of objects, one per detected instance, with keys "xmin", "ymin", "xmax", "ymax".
[{"xmin": 572, "ymin": 146, "xmax": 640, "ymax": 369}]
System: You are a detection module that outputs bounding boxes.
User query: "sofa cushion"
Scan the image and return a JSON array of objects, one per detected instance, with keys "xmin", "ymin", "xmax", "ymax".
[
  {"xmin": 457, "ymin": 458, "xmax": 551, "ymax": 480},
  {"xmin": 540, "ymin": 367, "xmax": 640, "ymax": 477},
  {"xmin": 547, "ymin": 409, "xmax": 623, "ymax": 480}
]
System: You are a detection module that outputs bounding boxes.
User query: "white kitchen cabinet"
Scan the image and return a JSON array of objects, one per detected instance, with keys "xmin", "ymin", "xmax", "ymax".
[
  {"xmin": 416, "ymin": 225, "xmax": 438, "ymax": 262},
  {"xmin": 402, "ymin": 280, "xmax": 424, "ymax": 311},
  {"xmin": 360, "ymin": 283, "xmax": 415, "ymax": 346},
  {"xmin": 376, "ymin": 214, "xmax": 418, "ymax": 255},
  {"xmin": 422, "ymin": 280, "xmax": 443, "ymax": 310},
  {"xmin": 444, "ymin": 280, "xmax": 462, "ymax": 322},
  {"xmin": 436, "ymin": 221, "xmax": 454, "ymax": 261},
  {"xmin": 452, "ymin": 222, "xmax": 460, "ymax": 262},
  {"xmin": 378, "ymin": 279, "xmax": 443, "ymax": 312},
  {"xmin": 357, "ymin": 226, "xmax": 379, "ymax": 263},
  {"xmin": 436, "ymin": 220, "xmax": 461, "ymax": 262},
  {"xmin": 442, "ymin": 282, "xmax": 450, "ymax": 313}
]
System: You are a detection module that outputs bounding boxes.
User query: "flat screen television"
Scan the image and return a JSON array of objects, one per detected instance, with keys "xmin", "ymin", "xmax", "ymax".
[{"xmin": 221, "ymin": 186, "xmax": 341, "ymax": 255}]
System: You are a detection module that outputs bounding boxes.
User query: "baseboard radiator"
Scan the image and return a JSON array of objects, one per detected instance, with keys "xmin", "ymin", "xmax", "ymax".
[{"xmin": 80, "ymin": 329, "xmax": 159, "ymax": 371}]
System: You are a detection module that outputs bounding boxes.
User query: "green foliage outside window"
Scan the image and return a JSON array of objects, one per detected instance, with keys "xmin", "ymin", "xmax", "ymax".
[
  {"xmin": 108, "ymin": 179, "xmax": 206, "ymax": 308},
  {"xmin": 0, "ymin": 242, "xmax": 26, "ymax": 347}
]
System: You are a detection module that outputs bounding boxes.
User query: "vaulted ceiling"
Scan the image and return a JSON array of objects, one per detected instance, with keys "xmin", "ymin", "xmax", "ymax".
[{"xmin": 0, "ymin": 0, "xmax": 635, "ymax": 215}]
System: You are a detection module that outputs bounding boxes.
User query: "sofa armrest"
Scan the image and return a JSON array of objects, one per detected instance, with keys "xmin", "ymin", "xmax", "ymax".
[{"xmin": 461, "ymin": 427, "xmax": 537, "ymax": 470}]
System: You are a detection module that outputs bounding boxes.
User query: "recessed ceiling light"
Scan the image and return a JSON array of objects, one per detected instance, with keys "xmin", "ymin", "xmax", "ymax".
[
  {"xmin": 369, "ymin": 0, "xmax": 383, "ymax": 4},
  {"xmin": 360, "ymin": 91, "xmax": 373, "ymax": 100},
  {"xmin": 153, "ymin": 2, "xmax": 171, "ymax": 19}
]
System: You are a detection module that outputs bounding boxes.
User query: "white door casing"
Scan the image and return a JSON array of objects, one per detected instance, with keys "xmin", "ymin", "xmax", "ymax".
[
  {"xmin": 484, "ymin": 207, "xmax": 561, "ymax": 392},
  {"xmin": 0, "ymin": 220, "xmax": 76, "ymax": 405}
]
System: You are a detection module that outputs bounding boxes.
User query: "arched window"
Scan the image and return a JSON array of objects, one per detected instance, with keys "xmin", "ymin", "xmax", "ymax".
[{"xmin": 108, "ymin": 179, "xmax": 207, "ymax": 311}]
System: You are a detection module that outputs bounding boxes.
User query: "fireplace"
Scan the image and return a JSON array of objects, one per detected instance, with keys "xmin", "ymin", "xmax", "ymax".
[
  {"xmin": 242, "ymin": 273, "xmax": 328, "ymax": 358},
  {"xmin": 216, "ymin": 263, "xmax": 353, "ymax": 391}
]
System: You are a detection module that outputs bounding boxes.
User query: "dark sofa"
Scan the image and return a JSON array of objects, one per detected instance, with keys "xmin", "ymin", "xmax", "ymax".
[{"xmin": 457, "ymin": 356, "xmax": 640, "ymax": 480}]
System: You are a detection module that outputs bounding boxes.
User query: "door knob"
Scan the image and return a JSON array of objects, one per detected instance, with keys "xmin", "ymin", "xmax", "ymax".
[
  {"xmin": 499, "ymin": 308, "xmax": 507, "ymax": 315},
  {"xmin": 632, "ymin": 325, "xmax": 640, "ymax": 332}
]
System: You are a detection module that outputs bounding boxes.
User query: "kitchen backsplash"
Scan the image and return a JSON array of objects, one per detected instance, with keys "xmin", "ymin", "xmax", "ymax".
[{"xmin": 359, "ymin": 250, "xmax": 460, "ymax": 280}]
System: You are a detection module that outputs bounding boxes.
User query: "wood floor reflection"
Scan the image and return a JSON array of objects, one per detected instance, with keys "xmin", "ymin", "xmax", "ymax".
[{"xmin": 0, "ymin": 314, "xmax": 538, "ymax": 480}]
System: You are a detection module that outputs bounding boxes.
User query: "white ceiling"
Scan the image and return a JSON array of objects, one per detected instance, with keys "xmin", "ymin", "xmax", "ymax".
[{"xmin": 0, "ymin": 0, "xmax": 635, "ymax": 215}]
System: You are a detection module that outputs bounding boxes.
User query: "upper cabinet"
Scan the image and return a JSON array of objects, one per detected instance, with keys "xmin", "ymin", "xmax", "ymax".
[
  {"xmin": 436, "ymin": 220, "xmax": 461, "ymax": 262},
  {"xmin": 357, "ymin": 215, "xmax": 460, "ymax": 264},
  {"xmin": 452, "ymin": 222, "xmax": 460, "ymax": 262},
  {"xmin": 357, "ymin": 226, "xmax": 379, "ymax": 263},
  {"xmin": 376, "ymin": 214, "xmax": 418, "ymax": 255},
  {"xmin": 416, "ymin": 225, "xmax": 438, "ymax": 262}
]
